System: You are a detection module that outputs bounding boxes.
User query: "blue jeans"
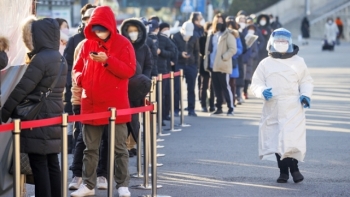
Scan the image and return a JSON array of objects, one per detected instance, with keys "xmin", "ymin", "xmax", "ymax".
[{"xmin": 175, "ymin": 65, "xmax": 198, "ymax": 113}]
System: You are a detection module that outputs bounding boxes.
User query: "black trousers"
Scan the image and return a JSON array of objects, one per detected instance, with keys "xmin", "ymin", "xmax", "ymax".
[
  {"xmin": 70, "ymin": 123, "xmax": 108, "ymax": 178},
  {"xmin": 199, "ymin": 74, "xmax": 215, "ymax": 109},
  {"xmin": 28, "ymin": 153, "xmax": 61, "ymax": 197},
  {"xmin": 211, "ymin": 71, "xmax": 234, "ymax": 111},
  {"xmin": 162, "ymin": 78, "xmax": 171, "ymax": 119}
]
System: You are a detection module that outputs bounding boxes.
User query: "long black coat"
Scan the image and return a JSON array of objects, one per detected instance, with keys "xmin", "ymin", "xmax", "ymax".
[
  {"xmin": 171, "ymin": 32, "xmax": 199, "ymax": 67},
  {"xmin": 2, "ymin": 18, "xmax": 68, "ymax": 155},
  {"xmin": 120, "ymin": 19, "xmax": 153, "ymax": 78},
  {"xmin": 148, "ymin": 34, "xmax": 159, "ymax": 76},
  {"xmin": 157, "ymin": 34, "xmax": 176, "ymax": 74},
  {"xmin": 301, "ymin": 17, "xmax": 310, "ymax": 38},
  {"xmin": 63, "ymin": 24, "xmax": 85, "ymax": 113}
]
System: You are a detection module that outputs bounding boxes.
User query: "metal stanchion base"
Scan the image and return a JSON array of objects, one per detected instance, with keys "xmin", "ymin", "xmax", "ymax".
[
  {"xmin": 158, "ymin": 132, "xmax": 171, "ymax": 137},
  {"xmin": 131, "ymin": 173, "xmax": 152, "ymax": 178},
  {"xmin": 166, "ymin": 128, "xmax": 182, "ymax": 132},
  {"xmin": 157, "ymin": 138, "xmax": 165, "ymax": 142},
  {"xmin": 157, "ymin": 153, "xmax": 165, "ymax": 157},
  {"xmin": 157, "ymin": 145, "xmax": 164, "ymax": 149},
  {"xmin": 177, "ymin": 123, "xmax": 191, "ymax": 127},
  {"xmin": 141, "ymin": 195, "xmax": 171, "ymax": 197},
  {"xmin": 149, "ymin": 163, "xmax": 164, "ymax": 167},
  {"xmin": 131, "ymin": 184, "xmax": 163, "ymax": 190}
]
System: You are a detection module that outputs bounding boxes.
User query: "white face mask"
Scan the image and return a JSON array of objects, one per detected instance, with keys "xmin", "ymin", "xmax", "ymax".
[
  {"xmin": 247, "ymin": 30, "xmax": 255, "ymax": 35},
  {"xmin": 183, "ymin": 35, "xmax": 191, "ymax": 42},
  {"xmin": 129, "ymin": 32, "xmax": 138, "ymax": 41},
  {"xmin": 260, "ymin": 20, "xmax": 267, "ymax": 26},
  {"xmin": 61, "ymin": 28, "xmax": 69, "ymax": 36},
  {"xmin": 96, "ymin": 32, "xmax": 109, "ymax": 40},
  {"xmin": 328, "ymin": 20, "xmax": 332, "ymax": 25},
  {"xmin": 200, "ymin": 19, "xmax": 206, "ymax": 27},
  {"xmin": 145, "ymin": 26, "xmax": 150, "ymax": 34},
  {"xmin": 239, "ymin": 23, "xmax": 246, "ymax": 30},
  {"xmin": 273, "ymin": 43, "xmax": 289, "ymax": 53},
  {"xmin": 162, "ymin": 30, "xmax": 170, "ymax": 38}
]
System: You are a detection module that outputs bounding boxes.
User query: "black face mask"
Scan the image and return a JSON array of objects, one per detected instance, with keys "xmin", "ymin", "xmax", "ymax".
[{"xmin": 215, "ymin": 23, "xmax": 224, "ymax": 32}]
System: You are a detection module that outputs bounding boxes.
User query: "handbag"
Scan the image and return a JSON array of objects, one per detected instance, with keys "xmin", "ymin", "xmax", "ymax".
[
  {"xmin": 9, "ymin": 153, "xmax": 32, "ymax": 175},
  {"xmin": 11, "ymin": 57, "xmax": 65, "ymax": 121}
]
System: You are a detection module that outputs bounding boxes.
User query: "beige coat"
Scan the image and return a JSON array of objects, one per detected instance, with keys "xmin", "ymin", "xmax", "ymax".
[
  {"xmin": 70, "ymin": 39, "xmax": 86, "ymax": 105},
  {"xmin": 204, "ymin": 29, "xmax": 237, "ymax": 74}
]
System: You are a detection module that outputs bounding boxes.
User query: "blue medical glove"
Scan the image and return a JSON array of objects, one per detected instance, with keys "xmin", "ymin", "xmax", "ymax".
[
  {"xmin": 300, "ymin": 95, "xmax": 311, "ymax": 108},
  {"xmin": 262, "ymin": 88, "xmax": 273, "ymax": 101}
]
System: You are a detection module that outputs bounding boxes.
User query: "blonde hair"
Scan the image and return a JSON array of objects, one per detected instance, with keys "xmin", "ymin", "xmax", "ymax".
[{"xmin": 0, "ymin": 36, "xmax": 9, "ymax": 51}]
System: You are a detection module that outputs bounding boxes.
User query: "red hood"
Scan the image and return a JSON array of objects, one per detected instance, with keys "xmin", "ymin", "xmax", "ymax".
[{"xmin": 84, "ymin": 6, "xmax": 117, "ymax": 41}]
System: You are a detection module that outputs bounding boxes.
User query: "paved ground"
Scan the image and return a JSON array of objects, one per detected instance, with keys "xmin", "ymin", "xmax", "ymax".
[{"xmin": 26, "ymin": 40, "xmax": 350, "ymax": 197}]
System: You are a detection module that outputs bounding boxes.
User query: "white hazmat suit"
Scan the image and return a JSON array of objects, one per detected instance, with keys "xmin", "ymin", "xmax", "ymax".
[{"xmin": 251, "ymin": 39, "xmax": 313, "ymax": 162}]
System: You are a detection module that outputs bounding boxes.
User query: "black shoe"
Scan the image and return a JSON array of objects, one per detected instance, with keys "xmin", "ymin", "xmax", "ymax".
[
  {"xmin": 184, "ymin": 107, "xmax": 188, "ymax": 111},
  {"xmin": 212, "ymin": 109, "xmax": 223, "ymax": 115},
  {"xmin": 130, "ymin": 148, "xmax": 137, "ymax": 156},
  {"xmin": 188, "ymin": 111, "xmax": 198, "ymax": 117},
  {"xmin": 201, "ymin": 107, "xmax": 208, "ymax": 112},
  {"xmin": 277, "ymin": 174, "xmax": 289, "ymax": 183},
  {"xmin": 128, "ymin": 150, "xmax": 135, "ymax": 158},
  {"xmin": 291, "ymin": 171, "xmax": 304, "ymax": 183},
  {"xmin": 209, "ymin": 108, "xmax": 216, "ymax": 112},
  {"xmin": 227, "ymin": 110, "xmax": 234, "ymax": 116},
  {"xmin": 174, "ymin": 112, "xmax": 180, "ymax": 117}
]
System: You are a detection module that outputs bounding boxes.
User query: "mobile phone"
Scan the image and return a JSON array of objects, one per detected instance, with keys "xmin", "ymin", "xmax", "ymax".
[{"xmin": 90, "ymin": 52, "xmax": 98, "ymax": 55}]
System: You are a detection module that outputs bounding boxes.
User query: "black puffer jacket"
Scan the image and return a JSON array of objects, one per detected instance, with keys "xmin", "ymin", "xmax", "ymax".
[
  {"xmin": 157, "ymin": 34, "xmax": 176, "ymax": 74},
  {"xmin": 2, "ymin": 18, "xmax": 68, "ymax": 154},
  {"xmin": 63, "ymin": 24, "xmax": 85, "ymax": 113},
  {"xmin": 171, "ymin": 32, "xmax": 199, "ymax": 67},
  {"xmin": 146, "ymin": 36, "xmax": 158, "ymax": 76},
  {"xmin": 120, "ymin": 18, "xmax": 153, "ymax": 78},
  {"xmin": 0, "ymin": 51, "xmax": 8, "ymax": 70}
]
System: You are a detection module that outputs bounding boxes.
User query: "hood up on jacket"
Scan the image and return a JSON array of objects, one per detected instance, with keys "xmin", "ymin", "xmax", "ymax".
[
  {"xmin": 22, "ymin": 16, "xmax": 60, "ymax": 58},
  {"xmin": 257, "ymin": 14, "xmax": 270, "ymax": 27},
  {"xmin": 84, "ymin": 6, "xmax": 118, "ymax": 42},
  {"xmin": 120, "ymin": 18, "xmax": 147, "ymax": 50}
]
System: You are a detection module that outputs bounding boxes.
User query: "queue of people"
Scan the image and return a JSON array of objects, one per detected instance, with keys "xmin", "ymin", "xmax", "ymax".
[{"xmin": 1, "ymin": 3, "xmax": 315, "ymax": 196}]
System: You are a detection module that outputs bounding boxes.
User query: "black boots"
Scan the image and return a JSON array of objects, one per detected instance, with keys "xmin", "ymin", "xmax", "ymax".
[
  {"xmin": 275, "ymin": 154, "xmax": 304, "ymax": 183},
  {"xmin": 289, "ymin": 158, "xmax": 304, "ymax": 183},
  {"xmin": 276, "ymin": 154, "xmax": 289, "ymax": 183}
]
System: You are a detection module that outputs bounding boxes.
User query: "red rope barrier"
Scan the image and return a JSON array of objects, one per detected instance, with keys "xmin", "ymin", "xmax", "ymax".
[
  {"xmin": 174, "ymin": 71, "xmax": 181, "ymax": 77},
  {"xmin": 0, "ymin": 123, "xmax": 14, "ymax": 133},
  {"xmin": 162, "ymin": 73, "xmax": 171, "ymax": 79},
  {"xmin": 0, "ymin": 104, "xmax": 155, "ymax": 132}
]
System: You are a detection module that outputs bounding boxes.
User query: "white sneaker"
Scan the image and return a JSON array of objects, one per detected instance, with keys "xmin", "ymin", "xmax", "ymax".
[
  {"xmin": 97, "ymin": 176, "xmax": 108, "ymax": 190},
  {"xmin": 70, "ymin": 184, "xmax": 95, "ymax": 197},
  {"xmin": 69, "ymin": 176, "xmax": 83, "ymax": 190},
  {"xmin": 118, "ymin": 187, "xmax": 131, "ymax": 197}
]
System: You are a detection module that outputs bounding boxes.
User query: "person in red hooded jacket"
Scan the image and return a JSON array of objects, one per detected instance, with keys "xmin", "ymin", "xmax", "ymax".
[{"xmin": 71, "ymin": 6, "xmax": 135, "ymax": 197}]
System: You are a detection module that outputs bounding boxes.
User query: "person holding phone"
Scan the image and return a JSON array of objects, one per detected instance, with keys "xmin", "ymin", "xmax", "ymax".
[
  {"xmin": 171, "ymin": 21, "xmax": 200, "ymax": 117},
  {"xmin": 71, "ymin": 6, "xmax": 135, "ymax": 197}
]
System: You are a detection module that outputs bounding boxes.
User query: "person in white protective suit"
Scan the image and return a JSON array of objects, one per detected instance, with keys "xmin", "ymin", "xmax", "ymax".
[{"xmin": 251, "ymin": 28, "xmax": 313, "ymax": 184}]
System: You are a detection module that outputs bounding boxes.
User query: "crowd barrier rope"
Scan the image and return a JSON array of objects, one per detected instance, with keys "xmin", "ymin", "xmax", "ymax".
[{"xmin": 4, "ymin": 69, "xmax": 192, "ymax": 197}]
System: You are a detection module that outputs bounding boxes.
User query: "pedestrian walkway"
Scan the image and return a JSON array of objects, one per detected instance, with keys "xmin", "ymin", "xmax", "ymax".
[{"xmin": 26, "ymin": 40, "xmax": 350, "ymax": 197}]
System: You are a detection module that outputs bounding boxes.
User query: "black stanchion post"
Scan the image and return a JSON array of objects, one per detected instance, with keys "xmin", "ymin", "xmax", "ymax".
[
  {"xmin": 107, "ymin": 108, "xmax": 116, "ymax": 197},
  {"xmin": 168, "ymin": 71, "xmax": 181, "ymax": 132},
  {"xmin": 13, "ymin": 119, "xmax": 21, "ymax": 197},
  {"xmin": 61, "ymin": 113, "xmax": 69, "ymax": 197},
  {"xmin": 178, "ymin": 69, "xmax": 191, "ymax": 127},
  {"xmin": 157, "ymin": 74, "xmax": 170, "ymax": 137}
]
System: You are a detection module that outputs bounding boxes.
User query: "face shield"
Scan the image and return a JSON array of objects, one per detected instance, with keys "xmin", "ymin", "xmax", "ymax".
[{"xmin": 267, "ymin": 28, "xmax": 293, "ymax": 53}]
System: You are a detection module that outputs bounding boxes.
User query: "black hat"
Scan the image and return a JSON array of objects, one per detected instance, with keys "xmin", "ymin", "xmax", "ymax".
[
  {"xmin": 92, "ymin": 25, "xmax": 108, "ymax": 32},
  {"xmin": 159, "ymin": 23, "xmax": 170, "ymax": 32},
  {"xmin": 148, "ymin": 19, "xmax": 159, "ymax": 32}
]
